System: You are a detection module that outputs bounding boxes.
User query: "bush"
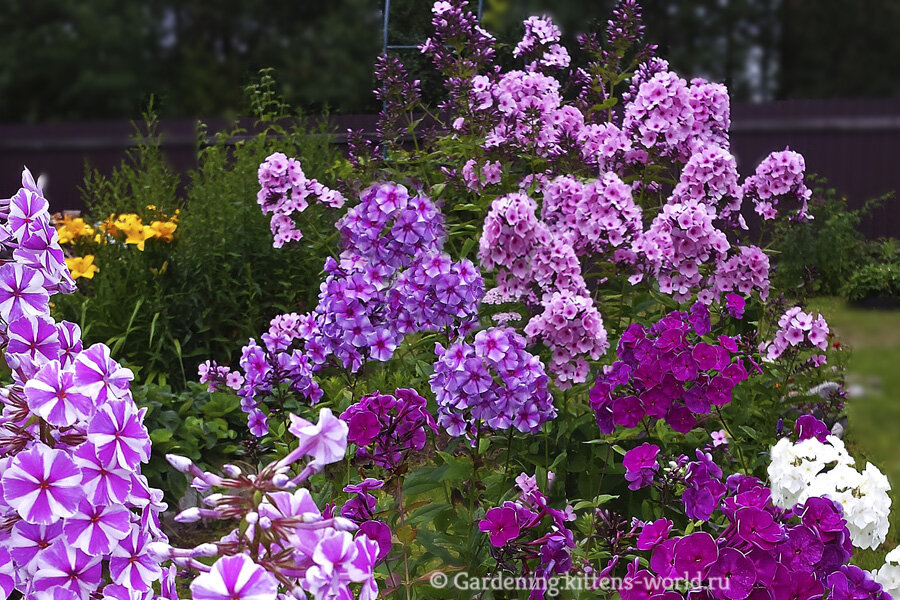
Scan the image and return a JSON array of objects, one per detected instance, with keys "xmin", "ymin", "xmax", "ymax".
[
  {"xmin": 844, "ymin": 239, "xmax": 900, "ymax": 305},
  {"xmin": 770, "ymin": 176, "xmax": 886, "ymax": 296}
]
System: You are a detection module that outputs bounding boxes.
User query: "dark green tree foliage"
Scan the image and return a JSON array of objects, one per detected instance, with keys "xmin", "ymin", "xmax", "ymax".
[{"xmin": 778, "ymin": 0, "xmax": 900, "ymax": 99}]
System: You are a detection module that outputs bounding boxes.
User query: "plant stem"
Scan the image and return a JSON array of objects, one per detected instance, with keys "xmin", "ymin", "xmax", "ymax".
[{"xmin": 715, "ymin": 406, "xmax": 749, "ymax": 473}]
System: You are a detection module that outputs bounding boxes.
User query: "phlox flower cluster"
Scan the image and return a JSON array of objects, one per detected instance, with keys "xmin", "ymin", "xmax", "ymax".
[
  {"xmin": 709, "ymin": 244, "xmax": 771, "ymax": 303},
  {"xmin": 430, "ymin": 327, "xmax": 554, "ymax": 439},
  {"xmin": 576, "ymin": 122, "xmax": 633, "ymax": 172},
  {"xmin": 760, "ymin": 306, "xmax": 829, "ymax": 363},
  {"xmin": 461, "ymin": 158, "xmax": 502, "ymax": 191},
  {"xmin": 872, "ymin": 547, "xmax": 900, "ymax": 600},
  {"xmin": 768, "ymin": 425, "xmax": 891, "ymax": 550},
  {"xmin": 523, "ymin": 291, "xmax": 609, "ymax": 389},
  {"xmin": 513, "ymin": 16, "xmax": 570, "ymax": 72},
  {"xmin": 590, "ymin": 304, "xmax": 749, "ymax": 435},
  {"xmin": 629, "ymin": 198, "xmax": 731, "ymax": 301},
  {"xmin": 671, "ymin": 144, "xmax": 744, "ymax": 226},
  {"xmin": 162, "ymin": 408, "xmax": 382, "ymax": 600},
  {"xmin": 622, "ymin": 70, "xmax": 729, "ymax": 162},
  {"xmin": 387, "ymin": 251, "xmax": 483, "ymax": 337},
  {"xmin": 742, "ymin": 149, "xmax": 813, "ymax": 222},
  {"xmin": 471, "ymin": 69, "xmax": 578, "ymax": 156},
  {"xmin": 257, "ymin": 152, "xmax": 346, "ymax": 248},
  {"xmin": 479, "ymin": 191, "xmax": 588, "ymax": 305},
  {"xmin": 540, "ymin": 174, "xmax": 643, "ymax": 257},
  {"xmin": 419, "ymin": 0, "xmax": 495, "ymax": 116},
  {"xmin": 620, "ymin": 468, "xmax": 890, "ymax": 600},
  {"xmin": 478, "ymin": 473, "xmax": 575, "ymax": 596},
  {"xmin": 0, "ymin": 168, "xmax": 165, "ymax": 599},
  {"xmin": 340, "ymin": 388, "xmax": 438, "ymax": 469}
]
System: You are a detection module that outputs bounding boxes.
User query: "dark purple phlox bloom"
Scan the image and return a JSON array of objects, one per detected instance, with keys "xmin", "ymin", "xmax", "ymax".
[
  {"xmin": 479, "ymin": 506, "xmax": 520, "ymax": 547},
  {"xmin": 827, "ymin": 565, "xmax": 891, "ymax": 600},
  {"xmin": 340, "ymin": 388, "xmax": 438, "ymax": 469},
  {"xmin": 725, "ymin": 293, "xmax": 746, "ymax": 319},
  {"xmin": 798, "ymin": 497, "xmax": 845, "ymax": 538},
  {"xmin": 735, "ymin": 507, "xmax": 785, "ymax": 551},
  {"xmin": 637, "ymin": 518, "xmax": 673, "ymax": 551},
  {"xmin": 673, "ymin": 532, "xmax": 718, "ymax": 580},
  {"xmin": 707, "ymin": 547, "xmax": 757, "ymax": 600},
  {"xmin": 772, "ymin": 567, "xmax": 823, "ymax": 600},
  {"xmin": 650, "ymin": 538, "xmax": 678, "ymax": 578},
  {"xmin": 795, "ymin": 415, "xmax": 829, "ymax": 443},
  {"xmin": 623, "ymin": 443, "xmax": 660, "ymax": 491},
  {"xmin": 777, "ymin": 526, "xmax": 823, "ymax": 571}
]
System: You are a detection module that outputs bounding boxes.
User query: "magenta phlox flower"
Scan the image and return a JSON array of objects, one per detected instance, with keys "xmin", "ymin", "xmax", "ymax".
[
  {"xmin": 190, "ymin": 554, "xmax": 279, "ymax": 600},
  {"xmin": 673, "ymin": 532, "xmax": 718, "ymax": 580},
  {"xmin": 623, "ymin": 443, "xmax": 660, "ymax": 490},
  {"xmin": 0, "ymin": 548, "xmax": 13, "ymax": 599},
  {"xmin": 479, "ymin": 506, "xmax": 521, "ymax": 547},
  {"xmin": 2, "ymin": 444, "xmax": 82, "ymax": 525},
  {"xmin": 64, "ymin": 499, "xmax": 132, "ymax": 556},
  {"xmin": 56, "ymin": 321, "xmax": 83, "ymax": 368},
  {"xmin": 72, "ymin": 343, "xmax": 134, "ymax": 404},
  {"xmin": 24, "ymin": 360, "xmax": 92, "ymax": 426},
  {"xmin": 707, "ymin": 547, "xmax": 757, "ymax": 600},
  {"xmin": 109, "ymin": 527, "xmax": 161, "ymax": 591},
  {"xmin": 637, "ymin": 518, "xmax": 673, "ymax": 551},
  {"xmin": 0, "ymin": 263, "xmax": 48, "ymax": 322},
  {"xmin": 87, "ymin": 399, "xmax": 151, "ymax": 470},
  {"xmin": 32, "ymin": 539, "xmax": 102, "ymax": 597},
  {"xmin": 284, "ymin": 408, "xmax": 348, "ymax": 467},
  {"xmin": 6, "ymin": 521, "xmax": 63, "ymax": 576},
  {"xmin": 72, "ymin": 442, "xmax": 133, "ymax": 505}
]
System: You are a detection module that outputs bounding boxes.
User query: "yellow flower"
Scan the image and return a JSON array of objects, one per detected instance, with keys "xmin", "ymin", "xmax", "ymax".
[
  {"xmin": 100, "ymin": 214, "xmax": 120, "ymax": 236},
  {"xmin": 55, "ymin": 216, "xmax": 95, "ymax": 244},
  {"xmin": 124, "ymin": 225, "xmax": 155, "ymax": 251},
  {"xmin": 66, "ymin": 255, "xmax": 99, "ymax": 279},
  {"xmin": 148, "ymin": 220, "xmax": 177, "ymax": 242}
]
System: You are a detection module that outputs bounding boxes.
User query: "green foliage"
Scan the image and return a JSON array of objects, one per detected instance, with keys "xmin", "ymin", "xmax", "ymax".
[
  {"xmin": 771, "ymin": 178, "xmax": 885, "ymax": 296},
  {"xmin": 843, "ymin": 239, "xmax": 900, "ymax": 304},
  {"xmin": 135, "ymin": 382, "xmax": 246, "ymax": 504},
  {"xmin": 53, "ymin": 75, "xmax": 348, "ymax": 388}
]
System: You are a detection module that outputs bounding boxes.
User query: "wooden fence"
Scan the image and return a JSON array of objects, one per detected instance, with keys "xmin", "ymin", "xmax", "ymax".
[{"xmin": 0, "ymin": 102, "xmax": 896, "ymax": 238}]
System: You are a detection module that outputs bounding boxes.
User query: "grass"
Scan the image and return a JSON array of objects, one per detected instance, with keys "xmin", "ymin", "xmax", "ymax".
[{"xmin": 808, "ymin": 297, "xmax": 900, "ymax": 569}]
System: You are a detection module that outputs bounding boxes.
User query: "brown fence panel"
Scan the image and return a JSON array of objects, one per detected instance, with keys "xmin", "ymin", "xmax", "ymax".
[{"xmin": 0, "ymin": 104, "xmax": 896, "ymax": 238}]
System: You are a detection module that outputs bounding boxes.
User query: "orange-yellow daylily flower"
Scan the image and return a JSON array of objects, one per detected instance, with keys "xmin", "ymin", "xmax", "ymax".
[
  {"xmin": 66, "ymin": 255, "xmax": 99, "ymax": 279},
  {"xmin": 55, "ymin": 216, "xmax": 95, "ymax": 244},
  {"xmin": 149, "ymin": 220, "xmax": 177, "ymax": 242}
]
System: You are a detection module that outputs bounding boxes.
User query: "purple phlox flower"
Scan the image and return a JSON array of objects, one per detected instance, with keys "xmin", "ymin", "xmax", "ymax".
[
  {"xmin": 778, "ymin": 525, "xmax": 823, "ymax": 572},
  {"xmin": 799, "ymin": 497, "xmax": 845, "ymax": 537},
  {"xmin": 707, "ymin": 547, "xmax": 757, "ymax": 600},
  {"xmin": 358, "ymin": 520, "xmax": 392, "ymax": 561},
  {"xmin": 88, "ymin": 399, "xmax": 151, "ymax": 469},
  {"xmin": 73, "ymin": 442, "xmax": 133, "ymax": 505},
  {"xmin": 7, "ymin": 521, "xmax": 63, "ymax": 575},
  {"xmin": 735, "ymin": 507, "xmax": 784, "ymax": 551},
  {"xmin": 285, "ymin": 407, "xmax": 349, "ymax": 467},
  {"xmin": 32, "ymin": 539, "xmax": 102, "ymax": 597},
  {"xmin": 772, "ymin": 566, "xmax": 823, "ymax": 600},
  {"xmin": 109, "ymin": 527, "xmax": 162, "ymax": 591},
  {"xmin": 725, "ymin": 293, "xmax": 746, "ymax": 319},
  {"xmin": 623, "ymin": 443, "xmax": 660, "ymax": 490},
  {"xmin": 24, "ymin": 359, "xmax": 93, "ymax": 426},
  {"xmin": 673, "ymin": 532, "xmax": 718, "ymax": 580},
  {"xmin": 1, "ymin": 444, "xmax": 82, "ymax": 525},
  {"xmin": 56, "ymin": 320, "xmax": 83, "ymax": 368},
  {"xmin": 637, "ymin": 518, "xmax": 673, "ymax": 551},
  {"xmin": 73, "ymin": 343, "xmax": 134, "ymax": 404},
  {"xmin": 304, "ymin": 530, "xmax": 376, "ymax": 600},
  {"xmin": 63, "ymin": 498, "xmax": 132, "ymax": 556},
  {"xmin": 0, "ymin": 263, "xmax": 48, "ymax": 322},
  {"xmin": 479, "ymin": 506, "xmax": 521, "ymax": 547},
  {"xmin": 8, "ymin": 188, "xmax": 49, "ymax": 240},
  {"xmin": 5, "ymin": 314, "xmax": 59, "ymax": 376},
  {"xmin": 190, "ymin": 554, "xmax": 279, "ymax": 600},
  {"xmin": 827, "ymin": 565, "xmax": 891, "ymax": 600},
  {"xmin": 0, "ymin": 548, "xmax": 14, "ymax": 599},
  {"xmin": 795, "ymin": 415, "xmax": 829, "ymax": 443},
  {"xmin": 650, "ymin": 538, "xmax": 678, "ymax": 577}
]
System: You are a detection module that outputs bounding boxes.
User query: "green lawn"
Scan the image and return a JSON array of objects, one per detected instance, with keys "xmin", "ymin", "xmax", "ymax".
[{"xmin": 808, "ymin": 297, "xmax": 900, "ymax": 569}]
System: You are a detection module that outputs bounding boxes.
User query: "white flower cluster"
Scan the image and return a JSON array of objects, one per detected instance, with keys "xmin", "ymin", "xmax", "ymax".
[
  {"xmin": 873, "ymin": 547, "xmax": 900, "ymax": 600},
  {"xmin": 768, "ymin": 435, "xmax": 892, "ymax": 550}
]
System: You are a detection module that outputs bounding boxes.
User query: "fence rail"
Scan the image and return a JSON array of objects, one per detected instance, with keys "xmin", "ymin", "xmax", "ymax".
[{"xmin": 0, "ymin": 102, "xmax": 896, "ymax": 238}]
